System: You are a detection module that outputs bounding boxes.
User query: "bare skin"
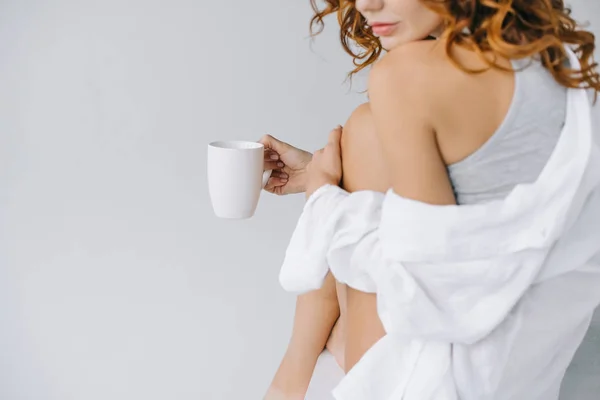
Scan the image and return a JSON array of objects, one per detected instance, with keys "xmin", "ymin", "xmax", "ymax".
[{"xmin": 326, "ymin": 282, "xmax": 347, "ymax": 368}]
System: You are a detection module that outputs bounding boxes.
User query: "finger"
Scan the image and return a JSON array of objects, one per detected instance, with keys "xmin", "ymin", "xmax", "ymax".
[
  {"xmin": 264, "ymin": 179, "xmax": 278, "ymax": 192},
  {"xmin": 264, "ymin": 149, "xmax": 279, "ymax": 161},
  {"xmin": 272, "ymin": 175, "xmax": 289, "ymax": 184},
  {"xmin": 259, "ymin": 134, "xmax": 289, "ymax": 153},
  {"xmin": 270, "ymin": 170, "xmax": 289, "ymax": 179},
  {"xmin": 258, "ymin": 134, "xmax": 276, "ymax": 149},
  {"xmin": 265, "ymin": 176, "xmax": 288, "ymax": 191},
  {"xmin": 264, "ymin": 160, "xmax": 285, "ymax": 170},
  {"xmin": 310, "ymin": 150, "xmax": 322, "ymax": 166},
  {"xmin": 328, "ymin": 126, "xmax": 343, "ymax": 147}
]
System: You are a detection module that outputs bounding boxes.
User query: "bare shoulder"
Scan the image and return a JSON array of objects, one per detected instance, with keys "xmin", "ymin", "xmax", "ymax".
[
  {"xmin": 368, "ymin": 40, "xmax": 515, "ymax": 167},
  {"xmin": 370, "ymin": 41, "xmax": 440, "ymax": 90},
  {"xmin": 368, "ymin": 39, "xmax": 498, "ymax": 106},
  {"xmin": 370, "ymin": 39, "xmax": 501, "ymax": 83},
  {"xmin": 366, "ymin": 42, "xmax": 441, "ymax": 128}
]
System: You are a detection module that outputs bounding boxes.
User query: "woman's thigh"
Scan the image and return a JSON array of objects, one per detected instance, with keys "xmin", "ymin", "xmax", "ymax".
[{"xmin": 339, "ymin": 103, "xmax": 389, "ymax": 373}]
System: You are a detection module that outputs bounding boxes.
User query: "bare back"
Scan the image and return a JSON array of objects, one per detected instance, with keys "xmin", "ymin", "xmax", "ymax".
[{"xmin": 409, "ymin": 41, "xmax": 566, "ymax": 204}]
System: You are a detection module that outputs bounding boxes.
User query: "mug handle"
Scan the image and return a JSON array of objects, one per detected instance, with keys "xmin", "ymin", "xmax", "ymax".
[{"xmin": 262, "ymin": 169, "xmax": 273, "ymax": 189}]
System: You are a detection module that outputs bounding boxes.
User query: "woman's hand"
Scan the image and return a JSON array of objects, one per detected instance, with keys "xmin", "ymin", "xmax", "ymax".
[
  {"xmin": 305, "ymin": 126, "xmax": 343, "ymax": 199},
  {"xmin": 260, "ymin": 135, "xmax": 313, "ymax": 195}
]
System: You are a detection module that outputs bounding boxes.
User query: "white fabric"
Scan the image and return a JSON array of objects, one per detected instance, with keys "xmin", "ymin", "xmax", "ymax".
[{"xmin": 279, "ymin": 47, "xmax": 600, "ymax": 400}]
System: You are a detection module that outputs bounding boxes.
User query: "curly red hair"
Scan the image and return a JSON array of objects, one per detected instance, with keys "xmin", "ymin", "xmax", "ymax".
[{"xmin": 309, "ymin": 0, "xmax": 600, "ymax": 94}]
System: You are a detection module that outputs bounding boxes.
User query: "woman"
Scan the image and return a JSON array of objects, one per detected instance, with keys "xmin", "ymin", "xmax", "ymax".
[{"xmin": 261, "ymin": 0, "xmax": 600, "ymax": 399}]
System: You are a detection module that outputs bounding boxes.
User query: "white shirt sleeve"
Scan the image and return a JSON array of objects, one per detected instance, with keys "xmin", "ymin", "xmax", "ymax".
[{"xmin": 280, "ymin": 184, "xmax": 550, "ymax": 344}]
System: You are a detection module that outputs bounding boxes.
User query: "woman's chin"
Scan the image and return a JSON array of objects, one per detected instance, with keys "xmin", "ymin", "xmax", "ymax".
[
  {"xmin": 379, "ymin": 36, "xmax": 405, "ymax": 51},
  {"xmin": 380, "ymin": 34, "xmax": 436, "ymax": 51}
]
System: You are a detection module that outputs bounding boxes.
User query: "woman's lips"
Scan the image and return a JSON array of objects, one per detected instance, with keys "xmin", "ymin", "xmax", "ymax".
[{"xmin": 370, "ymin": 23, "xmax": 398, "ymax": 36}]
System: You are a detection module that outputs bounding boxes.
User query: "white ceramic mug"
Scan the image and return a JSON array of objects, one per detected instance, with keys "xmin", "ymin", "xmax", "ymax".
[{"xmin": 207, "ymin": 140, "xmax": 272, "ymax": 219}]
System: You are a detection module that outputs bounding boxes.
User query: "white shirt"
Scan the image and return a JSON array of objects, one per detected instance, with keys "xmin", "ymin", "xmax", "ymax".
[{"xmin": 279, "ymin": 47, "xmax": 600, "ymax": 400}]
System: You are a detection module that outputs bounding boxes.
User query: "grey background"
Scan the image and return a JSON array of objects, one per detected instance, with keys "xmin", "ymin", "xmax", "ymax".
[{"xmin": 0, "ymin": 1, "xmax": 598, "ymax": 399}]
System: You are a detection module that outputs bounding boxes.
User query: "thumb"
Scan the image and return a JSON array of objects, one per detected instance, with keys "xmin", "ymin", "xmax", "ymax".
[{"xmin": 328, "ymin": 126, "xmax": 343, "ymax": 149}]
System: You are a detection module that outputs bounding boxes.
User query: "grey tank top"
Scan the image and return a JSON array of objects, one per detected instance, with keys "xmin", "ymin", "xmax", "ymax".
[{"xmin": 447, "ymin": 57, "xmax": 567, "ymax": 205}]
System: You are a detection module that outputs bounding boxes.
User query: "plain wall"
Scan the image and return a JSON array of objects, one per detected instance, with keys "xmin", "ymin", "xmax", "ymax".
[{"xmin": 0, "ymin": 1, "xmax": 598, "ymax": 399}]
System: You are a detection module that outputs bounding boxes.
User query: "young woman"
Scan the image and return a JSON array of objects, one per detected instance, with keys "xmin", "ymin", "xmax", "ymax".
[{"xmin": 260, "ymin": 0, "xmax": 600, "ymax": 399}]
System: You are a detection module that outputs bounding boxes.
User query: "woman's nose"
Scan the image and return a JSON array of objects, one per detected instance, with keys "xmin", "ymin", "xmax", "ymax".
[{"xmin": 355, "ymin": 0, "xmax": 385, "ymax": 15}]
